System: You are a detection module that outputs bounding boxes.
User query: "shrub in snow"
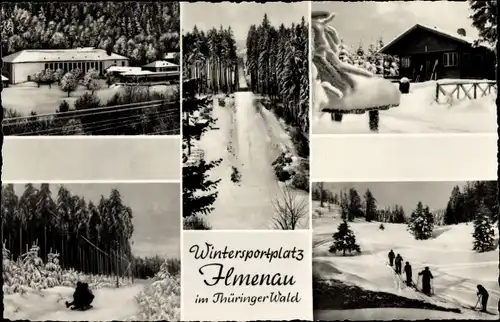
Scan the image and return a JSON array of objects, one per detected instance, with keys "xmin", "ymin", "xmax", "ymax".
[
  {"xmin": 2, "ymin": 243, "xmax": 132, "ymax": 295},
  {"xmin": 379, "ymin": 223, "xmax": 385, "ymax": 230},
  {"xmin": 472, "ymin": 202, "xmax": 496, "ymax": 253},
  {"xmin": 218, "ymin": 96, "xmax": 226, "ymax": 107},
  {"xmin": 329, "ymin": 219, "xmax": 361, "ymax": 256},
  {"xmin": 407, "ymin": 201, "xmax": 434, "ymax": 240},
  {"xmin": 134, "ymin": 261, "xmax": 180, "ymax": 321}
]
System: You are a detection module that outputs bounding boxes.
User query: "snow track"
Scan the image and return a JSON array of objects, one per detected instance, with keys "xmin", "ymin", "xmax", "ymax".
[
  {"xmin": 199, "ymin": 73, "xmax": 308, "ymax": 229},
  {"xmin": 313, "ymin": 208, "xmax": 499, "ymax": 319}
]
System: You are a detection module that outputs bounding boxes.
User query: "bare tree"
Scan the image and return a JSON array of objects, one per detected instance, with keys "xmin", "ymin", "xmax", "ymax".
[{"xmin": 271, "ymin": 185, "xmax": 308, "ymax": 230}]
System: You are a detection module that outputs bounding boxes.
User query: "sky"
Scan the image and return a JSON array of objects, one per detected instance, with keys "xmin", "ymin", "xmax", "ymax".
[
  {"xmin": 312, "ymin": 1, "xmax": 479, "ymax": 47},
  {"xmin": 321, "ymin": 181, "xmax": 470, "ymax": 215},
  {"xmin": 182, "ymin": 2, "xmax": 309, "ymax": 42},
  {"xmin": 13, "ymin": 183, "xmax": 180, "ymax": 259}
]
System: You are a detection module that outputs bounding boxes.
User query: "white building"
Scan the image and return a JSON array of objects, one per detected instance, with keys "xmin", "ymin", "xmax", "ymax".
[
  {"xmin": 142, "ymin": 60, "xmax": 179, "ymax": 73},
  {"xmin": 2, "ymin": 48, "xmax": 129, "ymax": 84}
]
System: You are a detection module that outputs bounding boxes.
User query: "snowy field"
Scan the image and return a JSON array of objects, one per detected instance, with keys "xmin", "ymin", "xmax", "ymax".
[
  {"xmin": 313, "ymin": 202, "xmax": 499, "ymax": 320},
  {"xmin": 2, "ymin": 81, "xmax": 178, "ymax": 116},
  {"xmin": 197, "ymin": 74, "xmax": 308, "ymax": 230},
  {"xmin": 313, "ymin": 79, "xmax": 496, "ymax": 134},
  {"xmin": 4, "ymin": 281, "xmax": 148, "ymax": 321}
]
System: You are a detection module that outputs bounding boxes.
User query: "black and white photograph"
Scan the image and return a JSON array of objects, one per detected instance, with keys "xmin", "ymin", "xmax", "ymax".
[
  {"xmin": 1, "ymin": 2, "xmax": 180, "ymax": 136},
  {"xmin": 182, "ymin": 2, "xmax": 310, "ymax": 230},
  {"xmin": 312, "ymin": 0, "xmax": 497, "ymax": 134},
  {"xmin": 311, "ymin": 181, "xmax": 499, "ymax": 320},
  {"xmin": 2, "ymin": 183, "xmax": 181, "ymax": 321}
]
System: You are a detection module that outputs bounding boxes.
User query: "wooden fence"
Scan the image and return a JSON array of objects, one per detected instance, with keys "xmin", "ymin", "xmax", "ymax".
[{"xmin": 435, "ymin": 80, "xmax": 497, "ymax": 104}]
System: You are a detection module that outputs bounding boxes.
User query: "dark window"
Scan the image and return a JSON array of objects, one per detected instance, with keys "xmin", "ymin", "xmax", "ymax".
[
  {"xmin": 122, "ymin": 61, "xmax": 125, "ymax": 66},
  {"xmin": 401, "ymin": 56, "xmax": 411, "ymax": 68},
  {"xmin": 443, "ymin": 52, "xmax": 458, "ymax": 67},
  {"xmin": 45, "ymin": 63, "xmax": 48, "ymax": 69}
]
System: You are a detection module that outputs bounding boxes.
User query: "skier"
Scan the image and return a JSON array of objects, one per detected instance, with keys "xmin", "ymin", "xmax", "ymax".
[
  {"xmin": 476, "ymin": 284, "xmax": 489, "ymax": 312},
  {"xmin": 394, "ymin": 254, "xmax": 403, "ymax": 274},
  {"xmin": 404, "ymin": 261, "xmax": 412, "ymax": 287},
  {"xmin": 388, "ymin": 249, "xmax": 395, "ymax": 267},
  {"xmin": 418, "ymin": 267, "xmax": 434, "ymax": 296}
]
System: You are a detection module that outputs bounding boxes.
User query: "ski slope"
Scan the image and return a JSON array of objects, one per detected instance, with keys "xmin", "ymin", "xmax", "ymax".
[
  {"xmin": 313, "ymin": 203, "xmax": 499, "ymax": 320},
  {"xmin": 198, "ymin": 73, "xmax": 308, "ymax": 230},
  {"xmin": 313, "ymin": 79, "xmax": 496, "ymax": 134},
  {"xmin": 4, "ymin": 280, "xmax": 150, "ymax": 321}
]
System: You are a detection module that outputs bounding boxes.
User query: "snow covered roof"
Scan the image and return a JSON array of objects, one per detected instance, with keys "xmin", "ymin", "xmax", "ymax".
[
  {"xmin": 120, "ymin": 70, "xmax": 154, "ymax": 76},
  {"xmin": 1, "ymin": 75, "xmax": 8, "ymax": 81},
  {"xmin": 3, "ymin": 48, "xmax": 129, "ymax": 63},
  {"xmin": 106, "ymin": 66, "xmax": 142, "ymax": 73},
  {"xmin": 378, "ymin": 24, "xmax": 493, "ymax": 54},
  {"xmin": 142, "ymin": 60, "xmax": 178, "ymax": 68},
  {"xmin": 164, "ymin": 52, "xmax": 177, "ymax": 60}
]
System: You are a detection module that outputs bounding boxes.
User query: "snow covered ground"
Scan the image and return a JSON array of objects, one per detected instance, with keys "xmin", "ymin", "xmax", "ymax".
[
  {"xmin": 313, "ymin": 79, "xmax": 496, "ymax": 134},
  {"xmin": 4, "ymin": 280, "xmax": 151, "ymax": 321},
  {"xmin": 313, "ymin": 202, "xmax": 499, "ymax": 320},
  {"xmin": 198, "ymin": 74, "xmax": 308, "ymax": 230}
]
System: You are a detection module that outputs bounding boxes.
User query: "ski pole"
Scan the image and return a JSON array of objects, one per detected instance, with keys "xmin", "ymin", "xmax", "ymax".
[{"xmin": 474, "ymin": 296, "xmax": 481, "ymax": 310}]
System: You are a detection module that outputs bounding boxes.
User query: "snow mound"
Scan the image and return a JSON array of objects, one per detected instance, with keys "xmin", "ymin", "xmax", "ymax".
[
  {"xmin": 322, "ymin": 75, "xmax": 401, "ymax": 112},
  {"xmin": 313, "ymin": 79, "xmax": 496, "ymax": 134}
]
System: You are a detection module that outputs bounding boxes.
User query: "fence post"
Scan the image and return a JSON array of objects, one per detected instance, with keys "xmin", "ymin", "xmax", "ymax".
[
  {"xmin": 435, "ymin": 83, "xmax": 439, "ymax": 102},
  {"xmin": 474, "ymin": 84, "xmax": 477, "ymax": 99}
]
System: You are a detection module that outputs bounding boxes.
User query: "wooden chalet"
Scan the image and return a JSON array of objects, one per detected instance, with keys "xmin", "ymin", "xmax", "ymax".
[{"xmin": 378, "ymin": 24, "xmax": 495, "ymax": 82}]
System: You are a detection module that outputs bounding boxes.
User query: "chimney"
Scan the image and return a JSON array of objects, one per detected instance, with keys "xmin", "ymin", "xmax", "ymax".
[{"xmin": 457, "ymin": 28, "xmax": 466, "ymax": 37}]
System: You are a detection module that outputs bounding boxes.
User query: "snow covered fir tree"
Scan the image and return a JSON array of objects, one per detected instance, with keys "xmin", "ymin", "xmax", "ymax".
[
  {"xmin": 472, "ymin": 202, "xmax": 496, "ymax": 253},
  {"xmin": 329, "ymin": 219, "xmax": 361, "ymax": 256},
  {"xmin": 312, "ymin": 181, "xmax": 498, "ymax": 319},
  {"xmin": 2, "ymin": 183, "xmax": 181, "ymax": 321},
  {"xmin": 407, "ymin": 201, "xmax": 435, "ymax": 240},
  {"xmin": 181, "ymin": 2, "xmax": 309, "ymax": 230}
]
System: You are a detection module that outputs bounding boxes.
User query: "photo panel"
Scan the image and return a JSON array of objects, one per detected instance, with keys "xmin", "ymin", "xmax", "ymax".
[
  {"xmin": 2, "ymin": 2, "xmax": 180, "ymax": 136},
  {"xmin": 311, "ymin": 181, "xmax": 499, "ymax": 320},
  {"xmin": 311, "ymin": 1, "xmax": 496, "ymax": 134},
  {"xmin": 2, "ymin": 182, "xmax": 181, "ymax": 321},
  {"xmin": 181, "ymin": 1, "xmax": 310, "ymax": 230}
]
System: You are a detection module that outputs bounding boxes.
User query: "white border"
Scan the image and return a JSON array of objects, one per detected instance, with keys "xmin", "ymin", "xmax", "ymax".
[{"xmin": 179, "ymin": 2, "xmax": 185, "ymax": 321}]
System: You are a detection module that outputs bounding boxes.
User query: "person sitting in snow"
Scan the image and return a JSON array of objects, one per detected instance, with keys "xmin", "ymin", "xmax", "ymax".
[
  {"xmin": 388, "ymin": 249, "xmax": 395, "ymax": 267},
  {"xmin": 66, "ymin": 282, "xmax": 94, "ymax": 310},
  {"xmin": 394, "ymin": 254, "xmax": 403, "ymax": 274},
  {"xmin": 476, "ymin": 284, "xmax": 489, "ymax": 312},
  {"xmin": 404, "ymin": 261, "xmax": 413, "ymax": 287},
  {"xmin": 418, "ymin": 267, "xmax": 434, "ymax": 296}
]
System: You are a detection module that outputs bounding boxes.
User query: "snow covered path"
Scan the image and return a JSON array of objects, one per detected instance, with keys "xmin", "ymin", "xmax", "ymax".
[
  {"xmin": 313, "ymin": 209, "xmax": 499, "ymax": 319},
  {"xmin": 199, "ymin": 74, "xmax": 308, "ymax": 229},
  {"xmin": 4, "ymin": 280, "xmax": 151, "ymax": 321},
  {"xmin": 313, "ymin": 80, "xmax": 496, "ymax": 134}
]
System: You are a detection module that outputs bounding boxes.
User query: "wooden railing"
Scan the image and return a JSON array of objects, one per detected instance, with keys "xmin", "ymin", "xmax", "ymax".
[{"xmin": 435, "ymin": 80, "xmax": 497, "ymax": 104}]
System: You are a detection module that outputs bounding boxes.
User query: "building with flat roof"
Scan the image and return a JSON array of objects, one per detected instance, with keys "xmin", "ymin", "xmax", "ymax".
[
  {"xmin": 2, "ymin": 48, "xmax": 129, "ymax": 84},
  {"xmin": 142, "ymin": 60, "xmax": 179, "ymax": 73}
]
